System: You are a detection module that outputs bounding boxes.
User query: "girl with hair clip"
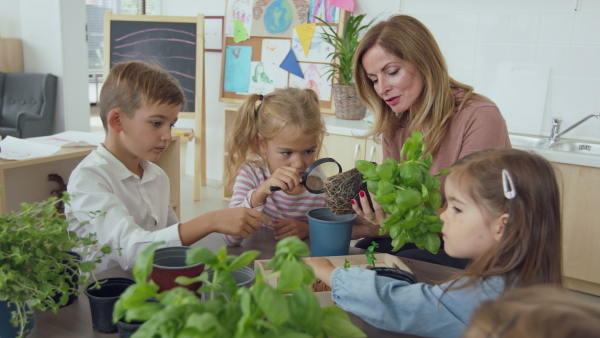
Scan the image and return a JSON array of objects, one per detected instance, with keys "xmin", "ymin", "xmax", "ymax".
[
  {"xmin": 306, "ymin": 148, "xmax": 563, "ymax": 338},
  {"xmin": 223, "ymin": 87, "xmax": 327, "ymax": 246}
]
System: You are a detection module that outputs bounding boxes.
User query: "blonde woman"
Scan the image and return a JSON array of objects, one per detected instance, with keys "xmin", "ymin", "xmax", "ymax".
[{"xmin": 350, "ymin": 15, "xmax": 511, "ymax": 266}]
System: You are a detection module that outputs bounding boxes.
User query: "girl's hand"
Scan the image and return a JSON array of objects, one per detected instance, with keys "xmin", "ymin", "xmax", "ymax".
[
  {"xmin": 305, "ymin": 257, "xmax": 335, "ymax": 287},
  {"xmin": 351, "ymin": 190, "xmax": 389, "ymax": 227},
  {"xmin": 273, "ymin": 219, "xmax": 309, "ymax": 240},
  {"xmin": 261, "ymin": 166, "xmax": 302, "ymax": 194}
]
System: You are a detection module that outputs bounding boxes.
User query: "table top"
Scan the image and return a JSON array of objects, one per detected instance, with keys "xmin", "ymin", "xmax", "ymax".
[{"xmin": 29, "ymin": 228, "xmax": 460, "ymax": 338}]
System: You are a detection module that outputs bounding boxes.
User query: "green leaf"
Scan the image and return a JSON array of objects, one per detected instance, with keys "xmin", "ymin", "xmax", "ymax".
[
  {"xmin": 377, "ymin": 180, "xmax": 395, "ymax": 196},
  {"xmin": 277, "ymin": 260, "xmax": 304, "ymax": 292},
  {"xmin": 133, "ymin": 242, "xmax": 164, "ymax": 283},
  {"xmin": 322, "ymin": 306, "xmax": 366, "ymax": 338},
  {"xmin": 227, "ymin": 250, "xmax": 260, "ymax": 272},
  {"xmin": 186, "ymin": 247, "xmax": 218, "ymax": 266},
  {"xmin": 375, "ymin": 162, "xmax": 394, "ymax": 180},
  {"xmin": 395, "ymin": 189, "xmax": 422, "ymax": 210},
  {"xmin": 255, "ymin": 282, "xmax": 290, "ymax": 326},
  {"xmin": 399, "ymin": 162, "xmax": 422, "ymax": 187},
  {"xmin": 424, "ymin": 232, "xmax": 441, "ymax": 254},
  {"xmin": 355, "ymin": 160, "xmax": 375, "ymax": 174}
]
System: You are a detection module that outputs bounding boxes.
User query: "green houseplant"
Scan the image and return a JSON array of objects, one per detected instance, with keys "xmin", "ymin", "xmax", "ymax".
[
  {"xmin": 317, "ymin": 13, "xmax": 374, "ymax": 120},
  {"xmin": 0, "ymin": 194, "xmax": 111, "ymax": 338},
  {"xmin": 113, "ymin": 237, "xmax": 366, "ymax": 337},
  {"xmin": 356, "ymin": 130, "xmax": 448, "ymax": 254}
]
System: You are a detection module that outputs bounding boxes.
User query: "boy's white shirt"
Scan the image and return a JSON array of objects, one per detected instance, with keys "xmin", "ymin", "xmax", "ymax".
[{"xmin": 66, "ymin": 144, "xmax": 182, "ymax": 273}]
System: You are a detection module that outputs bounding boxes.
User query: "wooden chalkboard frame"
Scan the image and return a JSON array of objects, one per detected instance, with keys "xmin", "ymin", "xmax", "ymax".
[
  {"xmin": 104, "ymin": 12, "xmax": 207, "ymax": 199},
  {"xmin": 219, "ymin": 2, "xmax": 347, "ymax": 114}
]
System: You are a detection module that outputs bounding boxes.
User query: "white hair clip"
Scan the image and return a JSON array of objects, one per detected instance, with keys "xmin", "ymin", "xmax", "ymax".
[{"xmin": 502, "ymin": 169, "xmax": 517, "ymax": 200}]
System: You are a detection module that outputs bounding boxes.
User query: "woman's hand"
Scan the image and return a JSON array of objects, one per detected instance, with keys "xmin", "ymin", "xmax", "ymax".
[
  {"xmin": 273, "ymin": 219, "xmax": 309, "ymax": 240},
  {"xmin": 351, "ymin": 190, "xmax": 389, "ymax": 227},
  {"xmin": 305, "ymin": 257, "xmax": 336, "ymax": 287}
]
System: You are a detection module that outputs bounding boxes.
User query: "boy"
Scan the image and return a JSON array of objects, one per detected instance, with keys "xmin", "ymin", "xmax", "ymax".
[{"xmin": 67, "ymin": 61, "xmax": 270, "ymax": 272}]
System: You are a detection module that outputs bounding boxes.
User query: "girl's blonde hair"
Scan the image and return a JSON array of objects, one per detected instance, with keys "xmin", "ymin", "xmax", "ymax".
[
  {"xmin": 446, "ymin": 148, "xmax": 563, "ymax": 290},
  {"xmin": 353, "ymin": 15, "xmax": 489, "ymax": 153},
  {"xmin": 224, "ymin": 87, "xmax": 325, "ymax": 188}
]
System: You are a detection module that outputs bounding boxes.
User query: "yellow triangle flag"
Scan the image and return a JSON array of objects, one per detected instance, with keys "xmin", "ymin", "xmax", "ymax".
[{"xmin": 295, "ymin": 23, "xmax": 316, "ymax": 57}]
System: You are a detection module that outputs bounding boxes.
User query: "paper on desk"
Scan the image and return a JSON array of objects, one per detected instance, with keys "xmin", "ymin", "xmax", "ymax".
[
  {"xmin": 0, "ymin": 136, "xmax": 61, "ymax": 160},
  {"xmin": 29, "ymin": 131, "xmax": 105, "ymax": 147}
]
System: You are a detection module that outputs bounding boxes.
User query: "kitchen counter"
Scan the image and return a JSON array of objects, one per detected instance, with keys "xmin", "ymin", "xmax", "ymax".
[{"xmin": 323, "ymin": 114, "xmax": 600, "ymax": 168}]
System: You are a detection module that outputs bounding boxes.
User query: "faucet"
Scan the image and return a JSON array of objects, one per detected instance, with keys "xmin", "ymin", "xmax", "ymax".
[{"xmin": 547, "ymin": 113, "xmax": 600, "ymax": 146}]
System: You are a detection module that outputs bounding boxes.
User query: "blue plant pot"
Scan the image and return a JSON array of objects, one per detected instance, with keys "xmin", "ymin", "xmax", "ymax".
[
  {"xmin": 0, "ymin": 300, "xmax": 34, "ymax": 338},
  {"xmin": 307, "ymin": 207, "xmax": 357, "ymax": 257}
]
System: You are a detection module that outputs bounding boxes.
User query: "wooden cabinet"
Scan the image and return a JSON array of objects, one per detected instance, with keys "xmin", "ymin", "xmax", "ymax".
[
  {"xmin": 552, "ymin": 162, "xmax": 600, "ymax": 296},
  {"xmin": 321, "ymin": 134, "xmax": 382, "ymax": 171},
  {"xmin": 0, "ymin": 136, "xmax": 181, "ymax": 219}
]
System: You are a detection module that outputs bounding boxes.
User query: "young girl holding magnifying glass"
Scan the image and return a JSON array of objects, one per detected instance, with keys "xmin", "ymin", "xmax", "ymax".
[{"xmin": 223, "ymin": 87, "xmax": 327, "ymax": 245}]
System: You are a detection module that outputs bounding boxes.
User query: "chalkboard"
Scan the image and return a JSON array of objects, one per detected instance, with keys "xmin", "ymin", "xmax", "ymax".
[
  {"xmin": 104, "ymin": 13, "xmax": 208, "ymax": 199},
  {"xmin": 103, "ymin": 13, "xmax": 203, "ymax": 117}
]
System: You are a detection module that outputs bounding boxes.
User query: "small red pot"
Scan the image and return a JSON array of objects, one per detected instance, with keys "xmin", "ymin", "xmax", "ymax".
[{"xmin": 150, "ymin": 246, "xmax": 204, "ymax": 294}]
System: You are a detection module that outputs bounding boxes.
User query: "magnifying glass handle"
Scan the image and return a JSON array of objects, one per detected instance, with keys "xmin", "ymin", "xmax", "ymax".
[{"xmin": 269, "ymin": 186, "xmax": 281, "ymax": 192}]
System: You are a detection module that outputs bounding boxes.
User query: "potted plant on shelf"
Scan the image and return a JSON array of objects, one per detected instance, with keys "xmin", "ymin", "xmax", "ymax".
[
  {"xmin": 113, "ymin": 237, "xmax": 366, "ymax": 337},
  {"xmin": 317, "ymin": 13, "xmax": 374, "ymax": 120},
  {"xmin": 0, "ymin": 193, "xmax": 111, "ymax": 338}
]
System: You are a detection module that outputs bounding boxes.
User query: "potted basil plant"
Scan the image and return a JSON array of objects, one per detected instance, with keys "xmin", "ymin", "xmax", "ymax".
[
  {"xmin": 317, "ymin": 13, "xmax": 375, "ymax": 120},
  {"xmin": 0, "ymin": 193, "xmax": 111, "ymax": 338},
  {"xmin": 113, "ymin": 237, "xmax": 367, "ymax": 337}
]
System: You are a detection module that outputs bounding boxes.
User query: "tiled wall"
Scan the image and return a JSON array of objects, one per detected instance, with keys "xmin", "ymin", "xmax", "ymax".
[{"xmin": 357, "ymin": 0, "xmax": 600, "ymax": 142}]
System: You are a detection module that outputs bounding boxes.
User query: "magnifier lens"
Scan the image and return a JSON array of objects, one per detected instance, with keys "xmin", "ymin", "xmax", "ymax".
[{"xmin": 304, "ymin": 162, "xmax": 340, "ymax": 192}]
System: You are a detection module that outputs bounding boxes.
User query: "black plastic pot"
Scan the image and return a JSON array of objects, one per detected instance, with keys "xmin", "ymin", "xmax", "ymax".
[
  {"xmin": 370, "ymin": 267, "xmax": 418, "ymax": 284},
  {"xmin": 50, "ymin": 251, "xmax": 82, "ymax": 307},
  {"xmin": 84, "ymin": 277, "xmax": 135, "ymax": 334},
  {"xmin": 117, "ymin": 319, "xmax": 144, "ymax": 338}
]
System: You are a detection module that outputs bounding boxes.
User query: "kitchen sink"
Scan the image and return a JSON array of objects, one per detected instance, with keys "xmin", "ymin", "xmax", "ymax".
[
  {"xmin": 509, "ymin": 134, "xmax": 600, "ymax": 156},
  {"xmin": 509, "ymin": 134, "xmax": 548, "ymax": 148},
  {"xmin": 549, "ymin": 141, "xmax": 600, "ymax": 156}
]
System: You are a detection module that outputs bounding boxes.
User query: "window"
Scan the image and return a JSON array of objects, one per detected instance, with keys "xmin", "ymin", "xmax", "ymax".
[{"xmin": 85, "ymin": 0, "xmax": 157, "ymax": 103}]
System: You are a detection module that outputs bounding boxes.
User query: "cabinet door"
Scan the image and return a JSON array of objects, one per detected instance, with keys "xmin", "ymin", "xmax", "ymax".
[
  {"xmin": 553, "ymin": 162, "xmax": 600, "ymax": 295},
  {"xmin": 322, "ymin": 134, "xmax": 365, "ymax": 171},
  {"xmin": 365, "ymin": 138, "xmax": 383, "ymax": 163}
]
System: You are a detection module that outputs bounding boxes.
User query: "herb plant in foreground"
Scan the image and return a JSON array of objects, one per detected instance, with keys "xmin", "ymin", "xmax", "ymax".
[
  {"xmin": 356, "ymin": 130, "xmax": 448, "ymax": 254},
  {"xmin": 366, "ymin": 241, "xmax": 379, "ymax": 267},
  {"xmin": 113, "ymin": 237, "xmax": 366, "ymax": 337},
  {"xmin": 0, "ymin": 194, "xmax": 111, "ymax": 338}
]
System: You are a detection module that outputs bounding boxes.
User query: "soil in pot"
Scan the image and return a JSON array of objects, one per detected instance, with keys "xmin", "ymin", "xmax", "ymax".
[{"xmin": 84, "ymin": 277, "xmax": 135, "ymax": 334}]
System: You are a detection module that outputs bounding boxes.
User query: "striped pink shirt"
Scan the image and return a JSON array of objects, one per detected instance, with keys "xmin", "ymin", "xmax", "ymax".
[{"xmin": 223, "ymin": 162, "xmax": 327, "ymax": 246}]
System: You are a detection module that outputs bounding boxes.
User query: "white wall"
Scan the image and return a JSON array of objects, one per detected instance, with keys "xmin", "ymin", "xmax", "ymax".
[
  {"xmin": 3, "ymin": 0, "xmax": 600, "ymax": 183},
  {"xmin": 1, "ymin": 0, "xmax": 91, "ymax": 134},
  {"xmin": 356, "ymin": 0, "xmax": 600, "ymax": 142}
]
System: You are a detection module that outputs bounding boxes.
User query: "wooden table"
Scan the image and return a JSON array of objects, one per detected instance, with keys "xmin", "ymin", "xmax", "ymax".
[
  {"xmin": 29, "ymin": 228, "xmax": 460, "ymax": 337},
  {"xmin": 0, "ymin": 136, "xmax": 180, "ymax": 218}
]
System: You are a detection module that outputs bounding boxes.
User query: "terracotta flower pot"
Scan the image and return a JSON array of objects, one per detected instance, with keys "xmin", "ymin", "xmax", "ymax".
[{"xmin": 150, "ymin": 246, "xmax": 205, "ymax": 294}]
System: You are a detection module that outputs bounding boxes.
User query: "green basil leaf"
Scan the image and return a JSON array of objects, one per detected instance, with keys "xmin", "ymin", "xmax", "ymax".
[
  {"xmin": 377, "ymin": 179, "xmax": 395, "ymax": 196},
  {"xmin": 395, "ymin": 189, "xmax": 422, "ymax": 210},
  {"xmin": 375, "ymin": 162, "xmax": 394, "ymax": 180},
  {"xmin": 424, "ymin": 232, "xmax": 441, "ymax": 254},
  {"xmin": 186, "ymin": 247, "xmax": 217, "ymax": 266},
  {"xmin": 322, "ymin": 306, "xmax": 366, "ymax": 338},
  {"xmin": 399, "ymin": 162, "xmax": 422, "ymax": 187},
  {"xmin": 133, "ymin": 242, "xmax": 163, "ymax": 283},
  {"xmin": 255, "ymin": 282, "xmax": 290, "ymax": 326},
  {"xmin": 366, "ymin": 179, "xmax": 379, "ymax": 194},
  {"xmin": 227, "ymin": 250, "xmax": 260, "ymax": 272},
  {"xmin": 355, "ymin": 160, "xmax": 375, "ymax": 174}
]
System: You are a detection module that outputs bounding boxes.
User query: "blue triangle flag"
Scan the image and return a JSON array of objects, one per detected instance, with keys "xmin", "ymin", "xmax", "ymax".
[{"xmin": 279, "ymin": 49, "xmax": 304, "ymax": 79}]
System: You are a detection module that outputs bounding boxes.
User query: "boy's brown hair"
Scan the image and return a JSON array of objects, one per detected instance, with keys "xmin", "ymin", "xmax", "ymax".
[{"xmin": 99, "ymin": 61, "xmax": 186, "ymax": 131}]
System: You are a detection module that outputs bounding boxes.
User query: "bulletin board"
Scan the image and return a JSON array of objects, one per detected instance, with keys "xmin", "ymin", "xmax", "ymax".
[
  {"xmin": 219, "ymin": 0, "xmax": 347, "ymax": 114},
  {"xmin": 104, "ymin": 12, "xmax": 207, "ymax": 198}
]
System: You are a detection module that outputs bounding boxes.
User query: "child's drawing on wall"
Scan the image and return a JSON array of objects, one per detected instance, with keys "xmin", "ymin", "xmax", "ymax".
[
  {"xmin": 289, "ymin": 63, "xmax": 331, "ymax": 101},
  {"xmin": 248, "ymin": 61, "xmax": 275, "ymax": 94}
]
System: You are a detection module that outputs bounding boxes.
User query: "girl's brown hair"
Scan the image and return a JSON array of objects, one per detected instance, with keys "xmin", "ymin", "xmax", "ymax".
[
  {"xmin": 99, "ymin": 61, "xmax": 186, "ymax": 131},
  {"xmin": 446, "ymin": 148, "xmax": 563, "ymax": 290},
  {"xmin": 223, "ymin": 87, "xmax": 325, "ymax": 188},
  {"xmin": 466, "ymin": 285, "xmax": 600, "ymax": 338},
  {"xmin": 353, "ymin": 15, "xmax": 490, "ymax": 153}
]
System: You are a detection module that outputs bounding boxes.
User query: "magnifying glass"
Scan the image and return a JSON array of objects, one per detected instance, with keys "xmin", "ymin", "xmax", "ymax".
[{"xmin": 269, "ymin": 158, "xmax": 342, "ymax": 194}]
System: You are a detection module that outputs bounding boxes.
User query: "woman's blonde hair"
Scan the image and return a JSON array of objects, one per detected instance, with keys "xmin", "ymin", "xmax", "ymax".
[
  {"xmin": 223, "ymin": 87, "xmax": 325, "ymax": 188},
  {"xmin": 353, "ymin": 15, "xmax": 487, "ymax": 152},
  {"xmin": 446, "ymin": 148, "xmax": 563, "ymax": 290},
  {"xmin": 466, "ymin": 285, "xmax": 600, "ymax": 338}
]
